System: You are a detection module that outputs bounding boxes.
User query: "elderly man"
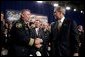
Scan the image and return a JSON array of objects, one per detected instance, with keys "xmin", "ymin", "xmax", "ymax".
[
  {"xmin": 10, "ymin": 9, "xmax": 35, "ymax": 56},
  {"xmin": 49, "ymin": 6, "xmax": 79, "ymax": 56}
]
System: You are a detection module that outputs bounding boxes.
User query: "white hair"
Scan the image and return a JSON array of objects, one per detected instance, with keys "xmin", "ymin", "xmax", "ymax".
[{"xmin": 54, "ymin": 6, "xmax": 66, "ymax": 15}]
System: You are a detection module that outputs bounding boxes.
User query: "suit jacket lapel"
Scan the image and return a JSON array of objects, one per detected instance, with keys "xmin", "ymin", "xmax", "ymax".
[
  {"xmin": 60, "ymin": 19, "xmax": 68, "ymax": 32},
  {"xmin": 35, "ymin": 28, "xmax": 41, "ymax": 38},
  {"xmin": 38, "ymin": 28, "xmax": 42, "ymax": 38},
  {"xmin": 54, "ymin": 21, "xmax": 59, "ymax": 32}
]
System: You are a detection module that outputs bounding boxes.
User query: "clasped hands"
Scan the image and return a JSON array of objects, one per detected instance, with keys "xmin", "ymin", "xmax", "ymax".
[{"xmin": 34, "ymin": 38, "xmax": 43, "ymax": 48}]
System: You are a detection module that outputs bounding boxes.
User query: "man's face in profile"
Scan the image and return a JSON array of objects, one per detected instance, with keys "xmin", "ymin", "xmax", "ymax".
[
  {"xmin": 78, "ymin": 25, "xmax": 83, "ymax": 32},
  {"xmin": 21, "ymin": 11, "xmax": 31, "ymax": 22},
  {"xmin": 1, "ymin": 13, "xmax": 4, "ymax": 21},
  {"xmin": 54, "ymin": 11, "xmax": 62, "ymax": 20}
]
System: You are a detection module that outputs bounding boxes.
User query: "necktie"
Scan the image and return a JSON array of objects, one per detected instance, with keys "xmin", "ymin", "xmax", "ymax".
[
  {"xmin": 35, "ymin": 28, "xmax": 39, "ymax": 36},
  {"xmin": 57, "ymin": 21, "xmax": 62, "ymax": 30}
]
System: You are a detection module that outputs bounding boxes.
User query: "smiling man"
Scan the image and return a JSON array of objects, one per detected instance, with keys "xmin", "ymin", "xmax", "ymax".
[{"xmin": 10, "ymin": 9, "xmax": 35, "ymax": 56}]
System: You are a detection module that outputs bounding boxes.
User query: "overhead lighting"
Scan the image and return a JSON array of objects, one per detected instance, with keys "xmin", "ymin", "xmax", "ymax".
[
  {"xmin": 36, "ymin": 1, "xmax": 43, "ymax": 3},
  {"xmin": 66, "ymin": 6, "xmax": 71, "ymax": 10},
  {"xmin": 53, "ymin": 3, "xmax": 59, "ymax": 7},
  {"xmin": 81, "ymin": 10, "xmax": 83, "ymax": 13},
  {"xmin": 74, "ymin": 9, "xmax": 76, "ymax": 11},
  {"xmin": 80, "ymin": 10, "xmax": 84, "ymax": 14}
]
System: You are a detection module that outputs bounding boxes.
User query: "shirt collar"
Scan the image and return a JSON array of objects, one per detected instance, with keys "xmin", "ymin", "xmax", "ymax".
[{"xmin": 58, "ymin": 16, "xmax": 65, "ymax": 23}]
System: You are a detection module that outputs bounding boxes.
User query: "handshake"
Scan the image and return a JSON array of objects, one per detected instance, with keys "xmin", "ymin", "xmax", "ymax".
[
  {"xmin": 28, "ymin": 38, "xmax": 43, "ymax": 48},
  {"xmin": 34, "ymin": 38, "xmax": 43, "ymax": 48}
]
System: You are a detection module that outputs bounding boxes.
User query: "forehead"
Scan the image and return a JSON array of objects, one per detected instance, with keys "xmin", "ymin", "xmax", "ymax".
[
  {"xmin": 22, "ymin": 11, "xmax": 31, "ymax": 14},
  {"xmin": 55, "ymin": 11, "xmax": 60, "ymax": 13},
  {"xmin": 79, "ymin": 26, "xmax": 83, "ymax": 28},
  {"xmin": 35, "ymin": 20, "xmax": 40, "ymax": 22},
  {"xmin": 35, "ymin": 20, "xmax": 41, "ymax": 23}
]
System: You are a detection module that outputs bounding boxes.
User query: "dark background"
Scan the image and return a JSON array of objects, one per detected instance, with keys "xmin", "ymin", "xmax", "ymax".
[{"xmin": 1, "ymin": 1, "xmax": 84, "ymax": 26}]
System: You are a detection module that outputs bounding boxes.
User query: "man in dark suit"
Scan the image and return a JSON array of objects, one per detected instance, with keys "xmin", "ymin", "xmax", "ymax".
[
  {"xmin": 77, "ymin": 25, "xmax": 84, "ymax": 56},
  {"xmin": 1, "ymin": 12, "xmax": 9, "ymax": 56},
  {"xmin": 10, "ymin": 9, "xmax": 35, "ymax": 56},
  {"xmin": 29, "ymin": 19, "xmax": 48, "ymax": 56},
  {"xmin": 49, "ymin": 6, "xmax": 79, "ymax": 56}
]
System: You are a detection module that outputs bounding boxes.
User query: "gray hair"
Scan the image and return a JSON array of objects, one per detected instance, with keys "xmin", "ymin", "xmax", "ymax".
[
  {"xmin": 54, "ymin": 6, "xmax": 66, "ymax": 15},
  {"xmin": 21, "ymin": 9, "xmax": 31, "ymax": 14}
]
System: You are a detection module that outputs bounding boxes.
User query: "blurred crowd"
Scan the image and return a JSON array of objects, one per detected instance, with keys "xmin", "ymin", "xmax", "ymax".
[{"xmin": 0, "ymin": 8, "xmax": 84, "ymax": 56}]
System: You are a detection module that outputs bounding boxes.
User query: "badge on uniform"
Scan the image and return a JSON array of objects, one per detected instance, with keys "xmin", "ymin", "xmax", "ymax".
[{"xmin": 16, "ymin": 23, "xmax": 22, "ymax": 28}]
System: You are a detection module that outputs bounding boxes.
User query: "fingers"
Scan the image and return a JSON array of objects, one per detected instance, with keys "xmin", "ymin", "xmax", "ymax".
[{"xmin": 35, "ymin": 44, "xmax": 42, "ymax": 48}]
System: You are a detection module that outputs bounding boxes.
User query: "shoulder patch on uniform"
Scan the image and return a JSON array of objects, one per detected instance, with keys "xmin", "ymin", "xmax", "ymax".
[{"xmin": 16, "ymin": 23, "xmax": 22, "ymax": 28}]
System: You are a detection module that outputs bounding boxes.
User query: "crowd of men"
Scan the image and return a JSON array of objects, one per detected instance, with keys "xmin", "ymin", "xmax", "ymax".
[{"xmin": 0, "ymin": 6, "xmax": 84, "ymax": 56}]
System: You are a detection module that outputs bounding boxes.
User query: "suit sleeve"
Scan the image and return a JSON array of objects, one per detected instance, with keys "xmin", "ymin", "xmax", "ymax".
[{"xmin": 10, "ymin": 23, "xmax": 34, "ymax": 46}]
